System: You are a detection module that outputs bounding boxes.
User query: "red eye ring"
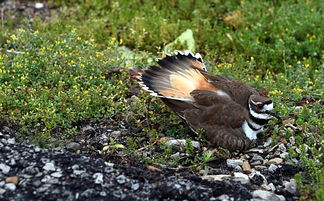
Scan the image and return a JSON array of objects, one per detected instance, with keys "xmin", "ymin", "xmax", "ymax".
[{"xmin": 257, "ymin": 104, "xmax": 263, "ymax": 110}]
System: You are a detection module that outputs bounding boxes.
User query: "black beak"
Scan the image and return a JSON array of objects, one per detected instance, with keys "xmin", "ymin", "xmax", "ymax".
[{"xmin": 267, "ymin": 111, "xmax": 282, "ymax": 124}]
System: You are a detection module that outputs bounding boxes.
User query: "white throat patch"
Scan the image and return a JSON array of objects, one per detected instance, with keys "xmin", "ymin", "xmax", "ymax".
[{"xmin": 242, "ymin": 121, "xmax": 258, "ymax": 140}]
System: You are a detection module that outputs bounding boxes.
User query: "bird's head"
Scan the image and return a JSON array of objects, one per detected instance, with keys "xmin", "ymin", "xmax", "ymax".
[{"xmin": 248, "ymin": 95, "xmax": 281, "ymax": 123}]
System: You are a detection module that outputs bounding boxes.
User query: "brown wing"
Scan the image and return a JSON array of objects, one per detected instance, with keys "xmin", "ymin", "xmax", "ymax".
[
  {"xmin": 183, "ymin": 90, "xmax": 252, "ymax": 150},
  {"xmin": 200, "ymin": 71, "xmax": 259, "ymax": 107}
]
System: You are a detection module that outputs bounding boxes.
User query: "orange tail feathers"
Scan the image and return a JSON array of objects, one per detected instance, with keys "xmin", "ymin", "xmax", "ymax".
[{"xmin": 138, "ymin": 51, "xmax": 217, "ymax": 101}]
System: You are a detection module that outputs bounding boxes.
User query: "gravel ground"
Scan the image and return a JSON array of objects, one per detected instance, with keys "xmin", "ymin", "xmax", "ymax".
[{"xmin": 1, "ymin": 123, "xmax": 301, "ymax": 201}]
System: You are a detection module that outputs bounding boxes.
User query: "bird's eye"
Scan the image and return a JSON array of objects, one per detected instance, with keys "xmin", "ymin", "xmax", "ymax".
[{"xmin": 256, "ymin": 104, "xmax": 264, "ymax": 110}]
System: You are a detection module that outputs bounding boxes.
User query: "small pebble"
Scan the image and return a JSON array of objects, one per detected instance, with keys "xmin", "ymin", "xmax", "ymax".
[
  {"xmin": 252, "ymin": 190, "xmax": 282, "ymax": 201},
  {"xmin": 242, "ymin": 161, "xmax": 252, "ymax": 173},
  {"xmin": 66, "ymin": 142, "xmax": 81, "ymax": 151},
  {"xmin": 233, "ymin": 172, "xmax": 250, "ymax": 184},
  {"xmin": 35, "ymin": 2, "xmax": 44, "ymax": 9},
  {"xmin": 131, "ymin": 183, "xmax": 140, "ymax": 191},
  {"xmin": 93, "ymin": 173, "xmax": 104, "ymax": 184},
  {"xmin": 43, "ymin": 162, "xmax": 56, "ymax": 171},
  {"xmin": 5, "ymin": 176, "xmax": 18, "ymax": 185},
  {"xmin": 0, "ymin": 163, "xmax": 11, "ymax": 174},
  {"xmin": 268, "ymin": 164, "xmax": 278, "ymax": 173},
  {"xmin": 268, "ymin": 158, "xmax": 283, "ymax": 165},
  {"xmin": 283, "ymin": 179, "xmax": 298, "ymax": 195},
  {"xmin": 5, "ymin": 183, "xmax": 16, "ymax": 191},
  {"xmin": 116, "ymin": 175, "xmax": 127, "ymax": 184},
  {"xmin": 111, "ymin": 131, "xmax": 121, "ymax": 137},
  {"xmin": 51, "ymin": 172, "xmax": 63, "ymax": 178},
  {"xmin": 201, "ymin": 175, "xmax": 231, "ymax": 181},
  {"xmin": 254, "ymin": 165, "xmax": 267, "ymax": 171}
]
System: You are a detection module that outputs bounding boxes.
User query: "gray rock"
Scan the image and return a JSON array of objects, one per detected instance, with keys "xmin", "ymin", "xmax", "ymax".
[
  {"xmin": 252, "ymin": 190, "xmax": 283, "ymax": 201},
  {"xmin": 170, "ymin": 152, "xmax": 180, "ymax": 158},
  {"xmin": 268, "ymin": 164, "xmax": 278, "ymax": 173},
  {"xmin": 81, "ymin": 189, "xmax": 95, "ymax": 198},
  {"xmin": 32, "ymin": 180, "xmax": 42, "ymax": 187},
  {"xmin": 82, "ymin": 126, "xmax": 95, "ymax": 135},
  {"xmin": 201, "ymin": 174, "xmax": 231, "ymax": 181},
  {"xmin": 216, "ymin": 194, "xmax": 230, "ymax": 201},
  {"xmin": 249, "ymin": 172, "xmax": 267, "ymax": 185},
  {"xmin": 0, "ymin": 163, "xmax": 10, "ymax": 174},
  {"xmin": 116, "ymin": 175, "xmax": 127, "ymax": 184},
  {"xmin": 251, "ymin": 160, "xmax": 262, "ymax": 166},
  {"xmin": 280, "ymin": 152, "xmax": 289, "ymax": 159},
  {"xmin": 66, "ymin": 142, "xmax": 81, "ymax": 151},
  {"xmin": 111, "ymin": 131, "xmax": 121, "ymax": 137},
  {"xmin": 268, "ymin": 183, "xmax": 276, "ymax": 191},
  {"xmin": 165, "ymin": 139, "xmax": 200, "ymax": 149},
  {"xmin": 131, "ymin": 183, "xmax": 140, "ymax": 191},
  {"xmin": 4, "ymin": 183, "xmax": 16, "ymax": 191},
  {"xmin": 7, "ymin": 138, "xmax": 15, "ymax": 144},
  {"xmin": 93, "ymin": 173, "xmax": 104, "ymax": 184},
  {"xmin": 226, "ymin": 159, "xmax": 243, "ymax": 169},
  {"xmin": 0, "ymin": 188, "xmax": 5, "ymax": 194},
  {"xmin": 278, "ymin": 195, "xmax": 286, "ymax": 201},
  {"xmin": 289, "ymin": 136, "xmax": 296, "ymax": 145},
  {"xmin": 248, "ymin": 148, "xmax": 264, "ymax": 153},
  {"xmin": 71, "ymin": 164, "xmax": 79, "ymax": 170},
  {"xmin": 43, "ymin": 162, "xmax": 55, "ymax": 171},
  {"xmin": 263, "ymin": 138, "xmax": 272, "ymax": 147},
  {"xmin": 233, "ymin": 172, "xmax": 250, "ymax": 184},
  {"xmin": 283, "ymin": 179, "xmax": 298, "ymax": 195},
  {"xmin": 51, "ymin": 172, "xmax": 63, "ymax": 178},
  {"xmin": 251, "ymin": 154, "xmax": 264, "ymax": 163},
  {"xmin": 254, "ymin": 166, "xmax": 267, "ymax": 171},
  {"xmin": 277, "ymin": 143, "xmax": 287, "ymax": 152},
  {"xmin": 73, "ymin": 169, "xmax": 85, "ymax": 175},
  {"xmin": 234, "ymin": 166, "xmax": 243, "ymax": 172}
]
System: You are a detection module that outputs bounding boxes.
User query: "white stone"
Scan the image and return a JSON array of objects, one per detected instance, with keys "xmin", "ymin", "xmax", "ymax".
[
  {"xmin": 233, "ymin": 172, "xmax": 250, "ymax": 184},
  {"xmin": 111, "ymin": 131, "xmax": 121, "ymax": 137},
  {"xmin": 93, "ymin": 173, "xmax": 104, "ymax": 184},
  {"xmin": 35, "ymin": 2, "xmax": 44, "ymax": 9},
  {"xmin": 252, "ymin": 190, "xmax": 282, "ymax": 201},
  {"xmin": 268, "ymin": 183, "xmax": 276, "ymax": 191},
  {"xmin": 263, "ymin": 138, "xmax": 272, "ymax": 147},
  {"xmin": 51, "ymin": 172, "xmax": 62, "ymax": 178},
  {"xmin": 165, "ymin": 139, "xmax": 200, "ymax": 149},
  {"xmin": 280, "ymin": 152, "xmax": 289, "ymax": 159},
  {"xmin": 43, "ymin": 162, "xmax": 55, "ymax": 171},
  {"xmin": 226, "ymin": 159, "xmax": 243, "ymax": 168},
  {"xmin": 7, "ymin": 138, "xmax": 15, "ymax": 144},
  {"xmin": 268, "ymin": 164, "xmax": 278, "ymax": 173},
  {"xmin": 0, "ymin": 164, "xmax": 10, "ymax": 174},
  {"xmin": 201, "ymin": 174, "xmax": 231, "ymax": 181},
  {"xmin": 249, "ymin": 171, "xmax": 267, "ymax": 185},
  {"xmin": 283, "ymin": 179, "xmax": 297, "ymax": 194},
  {"xmin": 216, "ymin": 194, "xmax": 231, "ymax": 201},
  {"xmin": 4, "ymin": 183, "xmax": 16, "ymax": 191}
]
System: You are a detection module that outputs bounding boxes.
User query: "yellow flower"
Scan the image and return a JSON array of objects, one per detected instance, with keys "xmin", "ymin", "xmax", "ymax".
[
  {"xmin": 10, "ymin": 34, "xmax": 18, "ymax": 41},
  {"xmin": 269, "ymin": 90, "xmax": 283, "ymax": 95},
  {"xmin": 293, "ymin": 88, "xmax": 304, "ymax": 93}
]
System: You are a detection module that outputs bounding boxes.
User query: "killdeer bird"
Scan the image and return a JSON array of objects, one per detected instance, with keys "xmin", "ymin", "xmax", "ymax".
[{"xmin": 138, "ymin": 51, "xmax": 281, "ymax": 151}]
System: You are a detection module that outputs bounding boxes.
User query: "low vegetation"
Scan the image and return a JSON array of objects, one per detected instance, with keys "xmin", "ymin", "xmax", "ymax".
[{"xmin": 0, "ymin": 0, "xmax": 322, "ymax": 200}]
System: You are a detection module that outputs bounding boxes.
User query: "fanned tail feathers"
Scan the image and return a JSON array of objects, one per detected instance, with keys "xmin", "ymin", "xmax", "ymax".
[{"xmin": 138, "ymin": 51, "xmax": 217, "ymax": 101}]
